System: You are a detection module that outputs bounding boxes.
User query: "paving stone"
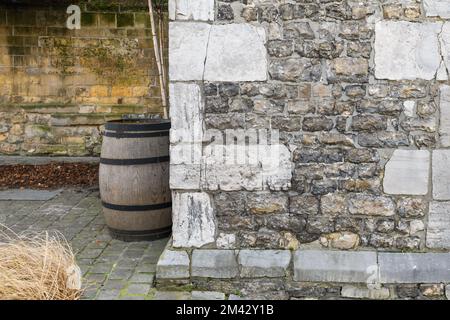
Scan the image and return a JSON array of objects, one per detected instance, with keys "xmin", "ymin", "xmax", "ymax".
[
  {"xmin": 102, "ymin": 280, "xmax": 128, "ymax": 291},
  {"xmin": 96, "ymin": 290, "xmax": 120, "ymax": 300},
  {"xmin": 126, "ymin": 283, "xmax": 152, "ymax": 295},
  {"xmin": 426, "ymin": 202, "xmax": 450, "ymax": 249},
  {"xmin": 192, "ymin": 250, "xmax": 239, "ymax": 279},
  {"xmin": 77, "ymin": 248, "xmax": 104, "ymax": 259},
  {"xmin": 154, "ymin": 291, "xmax": 192, "ymax": 300},
  {"xmin": 191, "ymin": 291, "xmax": 225, "ymax": 300},
  {"xmin": 379, "ymin": 252, "xmax": 450, "ymax": 283},
  {"xmin": 0, "ymin": 189, "xmax": 62, "ymax": 201},
  {"xmin": 135, "ymin": 264, "xmax": 157, "ymax": 273},
  {"xmin": 156, "ymin": 249, "xmax": 190, "ymax": 279},
  {"xmin": 121, "ymin": 295, "xmax": 146, "ymax": 300},
  {"xmin": 238, "ymin": 250, "xmax": 291, "ymax": 278},
  {"xmin": 81, "ymin": 287, "xmax": 99, "ymax": 300},
  {"xmin": 374, "ymin": 21, "xmax": 443, "ymax": 80},
  {"xmin": 293, "ymin": 250, "xmax": 377, "ymax": 283},
  {"xmin": 383, "ymin": 150, "xmax": 430, "ymax": 195},
  {"xmin": 89, "ymin": 263, "xmax": 114, "ymax": 274},
  {"xmin": 129, "ymin": 273, "xmax": 155, "ymax": 284},
  {"xmin": 108, "ymin": 268, "xmax": 135, "ymax": 280}
]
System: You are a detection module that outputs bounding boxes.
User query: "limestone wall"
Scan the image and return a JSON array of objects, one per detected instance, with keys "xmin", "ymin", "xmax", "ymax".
[
  {"xmin": 0, "ymin": 0, "xmax": 166, "ymax": 156},
  {"xmin": 167, "ymin": 0, "xmax": 450, "ymax": 298}
]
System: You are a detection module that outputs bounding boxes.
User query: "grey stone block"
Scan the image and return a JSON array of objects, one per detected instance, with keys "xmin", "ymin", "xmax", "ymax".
[
  {"xmin": 383, "ymin": 150, "xmax": 430, "ymax": 195},
  {"xmin": 439, "ymin": 86, "xmax": 450, "ymax": 147},
  {"xmin": 424, "ymin": 0, "xmax": 450, "ymax": 19},
  {"xmin": 379, "ymin": 252, "xmax": 450, "ymax": 283},
  {"xmin": 191, "ymin": 291, "xmax": 225, "ymax": 300},
  {"xmin": 432, "ymin": 150, "xmax": 450, "ymax": 199},
  {"xmin": 426, "ymin": 201, "xmax": 450, "ymax": 249},
  {"xmin": 446, "ymin": 284, "xmax": 450, "ymax": 300},
  {"xmin": 238, "ymin": 250, "xmax": 291, "ymax": 278},
  {"xmin": 293, "ymin": 250, "xmax": 377, "ymax": 283},
  {"xmin": 192, "ymin": 250, "xmax": 238, "ymax": 279},
  {"xmin": 156, "ymin": 250, "xmax": 190, "ymax": 279}
]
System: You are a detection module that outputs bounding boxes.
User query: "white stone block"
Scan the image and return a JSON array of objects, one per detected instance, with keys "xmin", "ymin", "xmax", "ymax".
[
  {"xmin": 440, "ymin": 85, "xmax": 450, "ymax": 147},
  {"xmin": 204, "ymin": 24, "xmax": 267, "ymax": 81},
  {"xmin": 172, "ymin": 192, "xmax": 216, "ymax": 248},
  {"xmin": 383, "ymin": 150, "xmax": 430, "ymax": 195},
  {"xmin": 169, "ymin": 83, "xmax": 203, "ymax": 143},
  {"xmin": 433, "ymin": 150, "xmax": 450, "ymax": 200},
  {"xmin": 169, "ymin": 0, "xmax": 215, "ymax": 21},
  {"xmin": 170, "ymin": 23, "xmax": 267, "ymax": 81},
  {"xmin": 426, "ymin": 201, "xmax": 450, "ymax": 249},
  {"xmin": 424, "ymin": 0, "xmax": 450, "ymax": 19},
  {"xmin": 170, "ymin": 164, "xmax": 201, "ymax": 190},
  {"xmin": 403, "ymin": 101, "xmax": 416, "ymax": 117},
  {"xmin": 440, "ymin": 23, "xmax": 450, "ymax": 79},
  {"xmin": 169, "ymin": 22, "xmax": 211, "ymax": 81},
  {"xmin": 374, "ymin": 21, "xmax": 443, "ymax": 80}
]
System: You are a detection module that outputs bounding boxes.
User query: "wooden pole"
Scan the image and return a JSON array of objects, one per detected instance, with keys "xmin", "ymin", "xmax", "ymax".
[
  {"xmin": 148, "ymin": 0, "xmax": 168, "ymax": 119},
  {"xmin": 158, "ymin": 13, "xmax": 167, "ymax": 92}
]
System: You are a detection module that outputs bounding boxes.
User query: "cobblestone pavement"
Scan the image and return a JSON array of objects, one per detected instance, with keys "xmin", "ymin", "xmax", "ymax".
[{"xmin": 0, "ymin": 189, "xmax": 169, "ymax": 300}]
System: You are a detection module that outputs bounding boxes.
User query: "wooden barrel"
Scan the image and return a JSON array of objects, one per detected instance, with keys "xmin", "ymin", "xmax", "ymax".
[{"xmin": 99, "ymin": 120, "xmax": 171, "ymax": 241}]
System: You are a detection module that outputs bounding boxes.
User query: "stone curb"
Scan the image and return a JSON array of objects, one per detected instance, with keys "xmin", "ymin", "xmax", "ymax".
[
  {"xmin": 156, "ymin": 247, "xmax": 450, "ymax": 285},
  {"xmin": 0, "ymin": 156, "xmax": 100, "ymax": 165}
]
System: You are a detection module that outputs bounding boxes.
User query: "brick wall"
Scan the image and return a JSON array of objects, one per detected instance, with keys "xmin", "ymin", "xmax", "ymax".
[{"xmin": 0, "ymin": 0, "xmax": 167, "ymax": 156}]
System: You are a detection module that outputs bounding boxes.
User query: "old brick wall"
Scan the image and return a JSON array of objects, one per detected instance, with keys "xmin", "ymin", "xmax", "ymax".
[
  {"xmin": 0, "ymin": 0, "xmax": 167, "ymax": 156},
  {"xmin": 163, "ymin": 0, "xmax": 450, "ymax": 299}
]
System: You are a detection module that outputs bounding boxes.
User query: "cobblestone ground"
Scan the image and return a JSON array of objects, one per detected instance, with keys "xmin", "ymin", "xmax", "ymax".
[{"xmin": 0, "ymin": 189, "xmax": 169, "ymax": 300}]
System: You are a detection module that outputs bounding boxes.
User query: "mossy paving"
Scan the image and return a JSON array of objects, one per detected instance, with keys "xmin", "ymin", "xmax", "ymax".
[{"xmin": 0, "ymin": 189, "xmax": 171, "ymax": 300}]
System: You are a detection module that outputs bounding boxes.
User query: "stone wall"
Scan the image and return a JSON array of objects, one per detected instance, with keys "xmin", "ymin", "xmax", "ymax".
[
  {"xmin": 164, "ymin": 0, "xmax": 450, "ymax": 299},
  {"xmin": 0, "ymin": 0, "xmax": 166, "ymax": 156}
]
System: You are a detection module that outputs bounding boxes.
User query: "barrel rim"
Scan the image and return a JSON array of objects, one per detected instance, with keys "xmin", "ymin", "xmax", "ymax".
[{"xmin": 105, "ymin": 119, "xmax": 171, "ymax": 132}]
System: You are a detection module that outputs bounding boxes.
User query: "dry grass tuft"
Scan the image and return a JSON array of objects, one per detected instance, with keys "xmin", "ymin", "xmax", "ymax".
[{"xmin": 0, "ymin": 225, "xmax": 82, "ymax": 300}]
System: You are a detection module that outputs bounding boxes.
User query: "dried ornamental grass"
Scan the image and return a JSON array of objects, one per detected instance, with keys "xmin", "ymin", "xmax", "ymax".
[{"xmin": 0, "ymin": 225, "xmax": 82, "ymax": 300}]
